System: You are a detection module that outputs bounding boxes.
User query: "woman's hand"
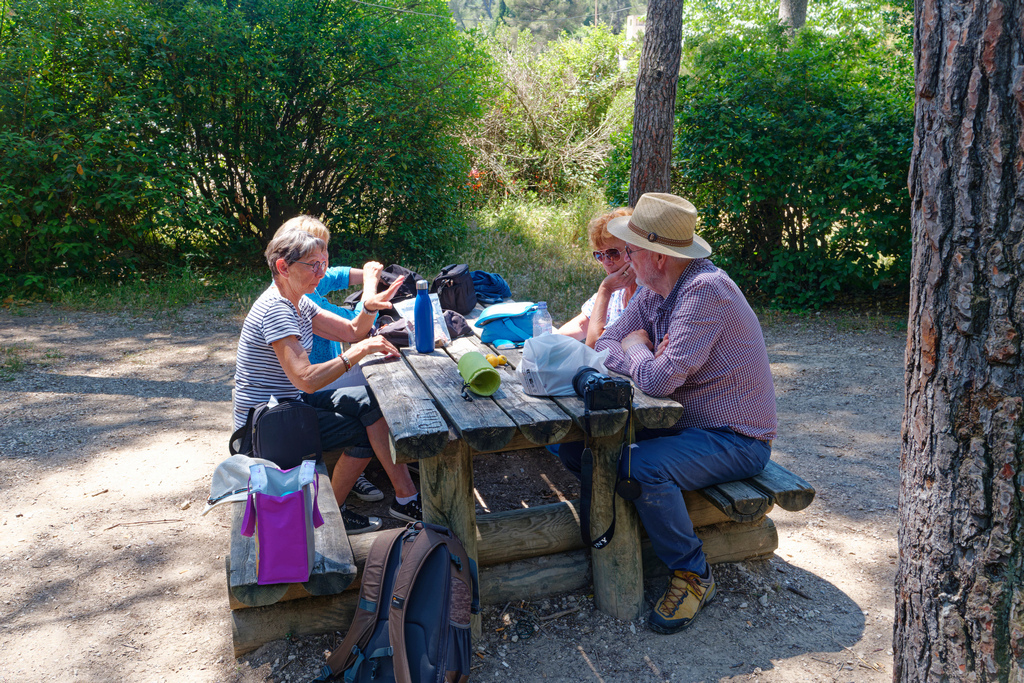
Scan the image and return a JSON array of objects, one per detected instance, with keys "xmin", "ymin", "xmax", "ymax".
[
  {"xmin": 363, "ymin": 276, "xmax": 404, "ymax": 312},
  {"xmin": 598, "ymin": 261, "xmax": 635, "ymax": 293},
  {"xmin": 362, "ymin": 261, "xmax": 383, "ymax": 285},
  {"xmin": 350, "ymin": 335, "xmax": 400, "ymax": 361}
]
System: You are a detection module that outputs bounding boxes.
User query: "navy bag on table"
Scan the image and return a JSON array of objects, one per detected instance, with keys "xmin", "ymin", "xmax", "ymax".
[{"xmin": 470, "ymin": 271, "xmax": 512, "ymax": 305}]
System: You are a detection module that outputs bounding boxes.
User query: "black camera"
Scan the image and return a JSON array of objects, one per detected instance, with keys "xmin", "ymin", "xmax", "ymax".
[{"xmin": 572, "ymin": 366, "xmax": 633, "ymax": 411}]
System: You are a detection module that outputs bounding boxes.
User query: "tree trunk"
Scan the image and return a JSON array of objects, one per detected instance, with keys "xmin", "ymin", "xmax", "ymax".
[
  {"xmin": 627, "ymin": 0, "xmax": 683, "ymax": 206},
  {"xmin": 897, "ymin": 0, "xmax": 1024, "ymax": 679},
  {"xmin": 777, "ymin": 0, "xmax": 807, "ymax": 34}
]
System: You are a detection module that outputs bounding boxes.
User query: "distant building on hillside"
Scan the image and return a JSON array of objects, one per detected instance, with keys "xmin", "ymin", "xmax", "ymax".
[
  {"xmin": 625, "ymin": 14, "xmax": 645, "ymax": 43},
  {"xmin": 619, "ymin": 14, "xmax": 644, "ymax": 70}
]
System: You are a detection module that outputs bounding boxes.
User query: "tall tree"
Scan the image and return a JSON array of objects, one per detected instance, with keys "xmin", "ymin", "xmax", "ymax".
[
  {"xmin": 627, "ymin": 0, "xmax": 683, "ymax": 205},
  {"xmin": 777, "ymin": 0, "xmax": 806, "ymax": 34},
  {"xmin": 896, "ymin": 0, "xmax": 1024, "ymax": 678}
]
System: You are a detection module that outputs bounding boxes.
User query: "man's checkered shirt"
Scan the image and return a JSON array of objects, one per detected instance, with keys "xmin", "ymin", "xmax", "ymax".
[{"xmin": 596, "ymin": 258, "xmax": 777, "ymax": 440}]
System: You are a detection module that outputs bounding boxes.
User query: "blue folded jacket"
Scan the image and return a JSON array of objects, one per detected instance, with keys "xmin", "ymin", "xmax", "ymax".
[{"xmin": 471, "ymin": 270, "xmax": 512, "ymax": 305}]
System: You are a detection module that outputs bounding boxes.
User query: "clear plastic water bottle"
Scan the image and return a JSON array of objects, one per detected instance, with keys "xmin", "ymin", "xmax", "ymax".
[
  {"xmin": 532, "ymin": 301, "xmax": 553, "ymax": 337},
  {"xmin": 414, "ymin": 280, "xmax": 434, "ymax": 353}
]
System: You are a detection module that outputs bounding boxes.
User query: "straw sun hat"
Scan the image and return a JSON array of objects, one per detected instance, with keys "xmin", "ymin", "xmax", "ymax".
[{"xmin": 607, "ymin": 193, "xmax": 712, "ymax": 259}]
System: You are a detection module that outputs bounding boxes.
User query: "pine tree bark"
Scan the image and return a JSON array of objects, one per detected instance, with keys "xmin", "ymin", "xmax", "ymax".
[
  {"xmin": 897, "ymin": 0, "xmax": 1024, "ymax": 679},
  {"xmin": 627, "ymin": 0, "xmax": 683, "ymax": 206},
  {"xmin": 777, "ymin": 0, "xmax": 807, "ymax": 34}
]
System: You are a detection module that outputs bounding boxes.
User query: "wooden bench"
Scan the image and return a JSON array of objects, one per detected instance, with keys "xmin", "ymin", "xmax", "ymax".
[{"xmin": 225, "ymin": 454, "xmax": 813, "ymax": 655}]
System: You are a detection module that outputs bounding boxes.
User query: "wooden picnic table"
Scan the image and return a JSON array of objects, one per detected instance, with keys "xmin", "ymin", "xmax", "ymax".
[
  {"xmin": 360, "ymin": 334, "xmax": 685, "ymax": 628},
  {"xmin": 227, "ymin": 330, "xmax": 815, "ymax": 654}
]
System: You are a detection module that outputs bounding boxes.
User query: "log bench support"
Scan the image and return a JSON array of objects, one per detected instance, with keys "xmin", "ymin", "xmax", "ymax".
[{"xmin": 227, "ymin": 453, "xmax": 812, "ymax": 656}]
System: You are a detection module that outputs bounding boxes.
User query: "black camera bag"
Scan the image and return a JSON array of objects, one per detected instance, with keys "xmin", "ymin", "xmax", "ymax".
[
  {"xmin": 430, "ymin": 264, "xmax": 477, "ymax": 315},
  {"xmin": 344, "ymin": 264, "xmax": 424, "ymax": 312},
  {"xmin": 229, "ymin": 398, "xmax": 322, "ymax": 470}
]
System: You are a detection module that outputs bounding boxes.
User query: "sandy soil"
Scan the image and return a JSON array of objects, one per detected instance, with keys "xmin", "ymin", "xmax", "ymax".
[{"xmin": 0, "ymin": 302, "xmax": 905, "ymax": 682}]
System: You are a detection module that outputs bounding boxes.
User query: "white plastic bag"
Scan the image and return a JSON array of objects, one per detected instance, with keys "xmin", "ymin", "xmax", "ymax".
[{"xmin": 517, "ymin": 334, "xmax": 610, "ymax": 396}]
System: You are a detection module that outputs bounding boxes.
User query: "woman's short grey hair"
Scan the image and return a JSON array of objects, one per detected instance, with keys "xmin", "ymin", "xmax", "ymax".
[{"xmin": 265, "ymin": 230, "xmax": 326, "ymax": 275}]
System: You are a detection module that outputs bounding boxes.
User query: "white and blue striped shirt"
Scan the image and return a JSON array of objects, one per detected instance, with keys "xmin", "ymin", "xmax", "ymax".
[{"xmin": 233, "ymin": 285, "xmax": 322, "ymax": 429}]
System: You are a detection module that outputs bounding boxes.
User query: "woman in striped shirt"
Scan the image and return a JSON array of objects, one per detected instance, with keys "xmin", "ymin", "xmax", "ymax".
[{"xmin": 233, "ymin": 229, "xmax": 405, "ymax": 534}]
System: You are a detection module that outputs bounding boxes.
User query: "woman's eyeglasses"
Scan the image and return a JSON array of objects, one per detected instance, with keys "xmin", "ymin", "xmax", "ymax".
[
  {"xmin": 296, "ymin": 259, "xmax": 328, "ymax": 275},
  {"xmin": 593, "ymin": 248, "xmax": 622, "ymax": 262}
]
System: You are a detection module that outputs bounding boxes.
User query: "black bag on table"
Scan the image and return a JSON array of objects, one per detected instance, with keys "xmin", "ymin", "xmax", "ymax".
[
  {"xmin": 228, "ymin": 398, "xmax": 322, "ymax": 470},
  {"xmin": 344, "ymin": 264, "xmax": 424, "ymax": 312},
  {"xmin": 314, "ymin": 522, "xmax": 479, "ymax": 683},
  {"xmin": 430, "ymin": 264, "xmax": 476, "ymax": 315},
  {"xmin": 443, "ymin": 310, "xmax": 474, "ymax": 339},
  {"xmin": 373, "ymin": 315, "xmax": 412, "ymax": 348}
]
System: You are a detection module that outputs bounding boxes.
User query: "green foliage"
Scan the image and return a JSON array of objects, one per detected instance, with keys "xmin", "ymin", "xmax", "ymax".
[
  {"xmin": 1, "ymin": 0, "xmax": 488, "ymax": 295},
  {"xmin": 149, "ymin": 0, "xmax": 488, "ymax": 264},
  {"xmin": 0, "ymin": 345, "xmax": 27, "ymax": 380},
  {"xmin": 608, "ymin": 22, "xmax": 913, "ymax": 308},
  {"xmin": 448, "ymin": 0, "xmax": 642, "ymax": 36},
  {"xmin": 467, "ymin": 25, "xmax": 636, "ymax": 198},
  {"xmin": 0, "ymin": 0, "xmax": 179, "ymax": 294},
  {"xmin": 463, "ymin": 189, "xmax": 608, "ymax": 322},
  {"xmin": 50, "ymin": 260, "xmax": 266, "ymax": 312},
  {"xmin": 677, "ymin": 0, "xmax": 913, "ymax": 45}
]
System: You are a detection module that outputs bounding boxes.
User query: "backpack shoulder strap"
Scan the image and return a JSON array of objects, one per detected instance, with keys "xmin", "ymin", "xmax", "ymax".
[
  {"xmin": 320, "ymin": 527, "xmax": 405, "ymax": 679},
  {"xmin": 229, "ymin": 406, "xmax": 257, "ymax": 455}
]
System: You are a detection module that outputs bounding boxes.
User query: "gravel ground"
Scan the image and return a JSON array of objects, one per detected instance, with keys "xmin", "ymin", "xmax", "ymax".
[{"xmin": 0, "ymin": 302, "xmax": 905, "ymax": 682}]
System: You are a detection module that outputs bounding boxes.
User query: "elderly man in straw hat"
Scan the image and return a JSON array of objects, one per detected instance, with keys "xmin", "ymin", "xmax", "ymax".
[{"xmin": 558, "ymin": 193, "xmax": 777, "ymax": 633}]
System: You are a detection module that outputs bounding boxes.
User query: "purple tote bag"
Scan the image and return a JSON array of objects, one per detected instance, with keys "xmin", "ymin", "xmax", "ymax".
[{"xmin": 240, "ymin": 460, "xmax": 325, "ymax": 585}]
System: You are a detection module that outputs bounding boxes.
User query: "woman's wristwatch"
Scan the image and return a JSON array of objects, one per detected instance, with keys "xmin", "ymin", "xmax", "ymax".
[{"xmin": 341, "ymin": 353, "xmax": 352, "ymax": 372}]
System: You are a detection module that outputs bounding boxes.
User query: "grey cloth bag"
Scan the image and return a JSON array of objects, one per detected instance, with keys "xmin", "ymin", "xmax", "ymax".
[{"xmin": 202, "ymin": 454, "xmax": 278, "ymax": 516}]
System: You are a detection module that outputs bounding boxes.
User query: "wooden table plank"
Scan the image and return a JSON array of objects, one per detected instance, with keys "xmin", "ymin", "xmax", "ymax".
[
  {"xmin": 491, "ymin": 344, "xmax": 672, "ymax": 437},
  {"xmin": 606, "ymin": 370, "xmax": 683, "ymax": 429},
  {"xmin": 444, "ymin": 337, "xmax": 572, "ymax": 446},
  {"xmin": 402, "ymin": 348, "xmax": 518, "ymax": 453},
  {"xmin": 360, "ymin": 354, "xmax": 449, "ymax": 461}
]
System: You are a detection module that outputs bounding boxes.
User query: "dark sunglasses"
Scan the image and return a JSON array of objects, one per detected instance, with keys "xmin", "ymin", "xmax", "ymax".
[{"xmin": 592, "ymin": 248, "xmax": 622, "ymax": 262}]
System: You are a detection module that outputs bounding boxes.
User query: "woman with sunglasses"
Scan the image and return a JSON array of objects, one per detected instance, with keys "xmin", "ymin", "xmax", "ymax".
[{"xmin": 557, "ymin": 207, "xmax": 639, "ymax": 348}]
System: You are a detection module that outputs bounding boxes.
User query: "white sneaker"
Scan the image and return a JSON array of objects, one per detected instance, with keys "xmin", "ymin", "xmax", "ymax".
[{"xmin": 351, "ymin": 474, "xmax": 384, "ymax": 502}]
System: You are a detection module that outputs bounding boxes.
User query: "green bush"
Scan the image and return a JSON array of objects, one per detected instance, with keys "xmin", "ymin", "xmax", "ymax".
[
  {"xmin": 607, "ymin": 22, "xmax": 913, "ymax": 308},
  {"xmin": 0, "ymin": 0, "xmax": 488, "ymax": 294},
  {"xmin": 0, "ymin": 0, "xmax": 176, "ymax": 293},
  {"xmin": 466, "ymin": 25, "xmax": 637, "ymax": 197},
  {"xmin": 147, "ymin": 0, "xmax": 489, "ymax": 265}
]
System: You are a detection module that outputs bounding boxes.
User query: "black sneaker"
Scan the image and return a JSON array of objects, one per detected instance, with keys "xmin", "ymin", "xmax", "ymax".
[
  {"xmin": 389, "ymin": 497, "xmax": 423, "ymax": 522},
  {"xmin": 351, "ymin": 474, "xmax": 384, "ymax": 502},
  {"xmin": 340, "ymin": 505, "xmax": 383, "ymax": 535}
]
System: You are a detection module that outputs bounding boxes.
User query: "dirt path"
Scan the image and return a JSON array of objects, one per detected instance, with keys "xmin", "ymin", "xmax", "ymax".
[{"xmin": 0, "ymin": 303, "xmax": 905, "ymax": 682}]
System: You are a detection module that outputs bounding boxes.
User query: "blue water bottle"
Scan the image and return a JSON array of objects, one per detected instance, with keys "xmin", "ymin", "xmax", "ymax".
[{"xmin": 414, "ymin": 280, "xmax": 434, "ymax": 353}]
